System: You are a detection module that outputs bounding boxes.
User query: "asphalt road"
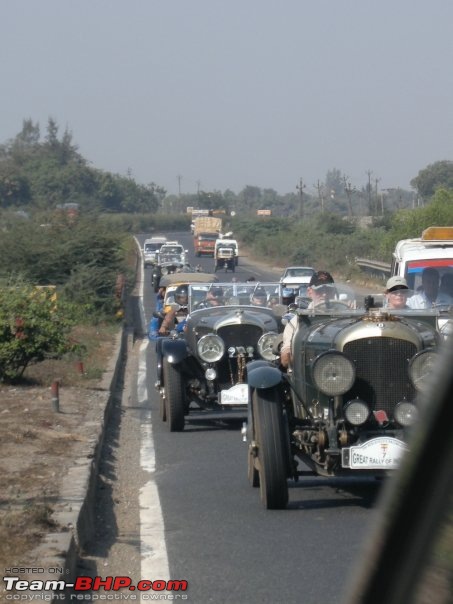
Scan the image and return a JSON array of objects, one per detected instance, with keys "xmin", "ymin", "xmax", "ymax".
[{"xmin": 71, "ymin": 232, "xmax": 383, "ymax": 604}]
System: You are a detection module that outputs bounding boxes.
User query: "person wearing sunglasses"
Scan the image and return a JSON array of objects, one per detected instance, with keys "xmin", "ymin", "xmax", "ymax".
[{"xmin": 385, "ymin": 276, "xmax": 410, "ymax": 310}]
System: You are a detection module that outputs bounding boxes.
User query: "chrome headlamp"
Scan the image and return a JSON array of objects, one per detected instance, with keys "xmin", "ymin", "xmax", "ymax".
[
  {"xmin": 394, "ymin": 401, "xmax": 418, "ymax": 427},
  {"xmin": 197, "ymin": 334, "xmax": 225, "ymax": 363},
  {"xmin": 409, "ymin": 349, "xmax": 438, "ymax": 392},
  {"xmin": 257, "ymin": 332, "xmax": 279, "ymax": 361},
  {"xmin": 344, "ymin": 399, "xmax": 370, "ymax": 426},
  {"xmin": 312, "ymin": 351, "xmax": 355, "ymax": 396}
]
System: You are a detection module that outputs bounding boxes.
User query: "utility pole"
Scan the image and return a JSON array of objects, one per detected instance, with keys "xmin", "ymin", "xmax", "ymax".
[
  {"xmin": 343, "ymin": 176, "xmax": 354, "ymax": 219},
  {"xmin": 296, "ymin": 178, "xmax": 306, "ymax": 220},
  {"xmin": 177, "ymin": 174, "xmax": 183, "ymax": 197},
  {"xmin": 366, "ymin": 169, "xmax": 373, "ymax": 215},
  {"xmin": 316, "ymin": 180, "xmax": 325, "ymax": 213},
  {"xmin": 374, "ymin": 177, "xmax": 380, "ymax": 215}
]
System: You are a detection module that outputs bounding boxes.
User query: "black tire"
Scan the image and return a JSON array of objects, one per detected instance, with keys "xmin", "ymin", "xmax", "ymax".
[
  {"xmin": 163, "ymin": 358, "xmax": 185, "ymax": 432},
  {"xmin": 159, "ymin": 390, "xmax": 166, "ymax": 422},
  {"xmin": 253, "ymin": 388, "xmax": 289, "ymax": 509},
  {"xmin": 247, "ymin": 402, "xmax": 260, "ymax": 487}
]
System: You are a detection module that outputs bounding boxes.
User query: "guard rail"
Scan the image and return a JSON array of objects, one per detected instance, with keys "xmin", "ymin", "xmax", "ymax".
[{"xmin": 355, "ymin": 258, "xmax": 391, "ymax": 281}]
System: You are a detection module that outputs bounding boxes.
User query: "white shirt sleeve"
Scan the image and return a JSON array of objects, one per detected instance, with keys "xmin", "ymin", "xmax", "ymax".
[{"xmin": 281, "ymin": 315, "xmax": 298, "ymax": 353}]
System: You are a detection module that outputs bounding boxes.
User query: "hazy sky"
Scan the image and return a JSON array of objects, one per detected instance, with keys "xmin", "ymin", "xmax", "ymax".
[{"xmin": 1, "ymin": 1, "xmax": 452, "ymax": 196}]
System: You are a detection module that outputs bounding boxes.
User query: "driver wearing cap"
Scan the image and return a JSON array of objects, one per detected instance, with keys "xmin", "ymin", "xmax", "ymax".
[
  {"xmin": 385, "ymin": 276, "xmax": 410, "ymax": 310},
  {"xmin": 280, "ymin": 271, "xmax": 335, "ymax": 368}
]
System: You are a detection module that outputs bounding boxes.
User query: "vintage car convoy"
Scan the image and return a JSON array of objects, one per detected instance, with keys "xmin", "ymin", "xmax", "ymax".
[
  {"xmin": 246, "ymin": 293, "xmax": 441, "ymax": 509},
  {"xmin": 155, "ymin": 283, "xmax": 285, "ymax": 431}
]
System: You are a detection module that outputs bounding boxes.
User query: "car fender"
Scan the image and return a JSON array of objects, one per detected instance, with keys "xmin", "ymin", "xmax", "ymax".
[
  {"xmin": 247, "ymin": 364, "xmax": 282, "ymax": 389},
  {"xmin": 161, "ymin": 337, "xmax": 189, "ymax": 364}
]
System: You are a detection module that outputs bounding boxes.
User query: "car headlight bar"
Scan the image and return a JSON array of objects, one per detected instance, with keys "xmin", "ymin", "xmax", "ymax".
[
  {"xmin": 394, "ymin": 401, "xmax": 418, "ymax": 427},
  {"xmin": 312, "ymin": 351, "xmax": 355, "ymax": 397},
  {"xmin": 409, "ymin": 349, "xmax": 438, "ymax": 392},
  {"xmin": 197, "ymin": 334, "xmax": 225, "ymax": 363},
  {"xmin": 257, "ymin": 332, "xmax": 279, "ymax": 361},
  {"xmin": 344, "ymin": 398, "xmax": 370, "ymax": 426}
]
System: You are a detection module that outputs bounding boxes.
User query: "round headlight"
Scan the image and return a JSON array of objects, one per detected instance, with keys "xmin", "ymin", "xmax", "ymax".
[
  {"xmin": 344, "ymin": 399, "xmax": 370, "ymax": 426},
  {"xmin": 394, "ymin": 401, "xmax": 418, "ymax": 427},
  {"xmin": 205, "ymin": 367, "xmax": 217, "ymax": 381},
  {"xmin": 257, "ymin": 332, "xmax": 279, "ymax": 361},
  {"xmin": 312, "ymin": 351, "xmax": 355, "ymax": 396},
  {"xmin": 409, "ymin": 350, "xmax": 438, "ymax": 392},
  {"xmin": 197, "ymin": 334, "xmax": 225, "ymax": 363}
]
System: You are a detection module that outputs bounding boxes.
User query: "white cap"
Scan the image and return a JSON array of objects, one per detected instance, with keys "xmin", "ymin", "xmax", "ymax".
[{"xmin": 386, "ymin": 276, "xmax": 408, "ymax": 291}]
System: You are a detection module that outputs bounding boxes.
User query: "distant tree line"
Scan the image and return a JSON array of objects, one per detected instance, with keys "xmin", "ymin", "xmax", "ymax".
[
  {"xmin": 229, "ymin": 188, "xmax": 453, "ymax": 276},
  {"xmin": 0, "ymin": 118, "xmax": 164, "ymax": 214},
  {"xmin": 163, "ymin": 163, "xmax": 453, "ymax": 220}
]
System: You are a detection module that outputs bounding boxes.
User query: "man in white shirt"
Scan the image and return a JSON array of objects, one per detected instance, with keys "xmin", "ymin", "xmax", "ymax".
[{"xmin": 407, "ymin": 267, "xmax": 453, "ymax": 309}]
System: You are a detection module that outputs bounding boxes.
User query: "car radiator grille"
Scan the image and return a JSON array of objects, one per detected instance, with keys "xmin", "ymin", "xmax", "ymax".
[
  {"xmin": 343, "ymin": 337, "xmax": 417, "ymax": 415},
  {"xmin": 217, "ymin": 324, "xmax": 263, "ymax": 350},
  {"xmin": 215, "ymin": 324, "xmax": 264, "ymax": 387}
]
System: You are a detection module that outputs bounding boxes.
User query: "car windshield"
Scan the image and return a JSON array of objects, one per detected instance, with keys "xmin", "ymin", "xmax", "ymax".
[
  {"xmin": 284, "ymin": 267, "xmax": 315, "ymax": 278},
  {"xmin": 188, "ymin": 282, "xmax": 288, "ymax": 312},
  {"xmin": 159, "ymin": 253, "xmax": 183, "ymax": 262},
  {"xmin": 145, "ymin": 243, "xmax": 164, "ymax": 252},
  {"xmin": 404, "ymin": 260, "xmax": 453, "ymax": 297},
  {"xmin": 160, "ymin": 246, "xmax": 183, "ymax": 254}
]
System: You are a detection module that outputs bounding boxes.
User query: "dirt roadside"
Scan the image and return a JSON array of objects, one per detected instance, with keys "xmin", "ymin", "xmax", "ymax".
[{"xmin": 0, "ymin": 325, "xmax": 127, "ymax": 598}]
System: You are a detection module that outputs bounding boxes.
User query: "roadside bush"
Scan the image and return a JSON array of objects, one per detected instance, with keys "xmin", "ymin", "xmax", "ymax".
[
  {"xmin": 0, "ymin": 281, "xmax": 79, "ymax": 381},
  {"xmin": 0, "ymin": 213, "xmax": 131, "ymax": 320},
  {"xmin": 99, "ymin": 212, "xmax": 191, "ymax": 234}
]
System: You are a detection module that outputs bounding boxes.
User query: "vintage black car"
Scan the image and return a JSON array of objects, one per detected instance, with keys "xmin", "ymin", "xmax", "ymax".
[
  {"xmin": 156, "ymin": 282, "xmax": 285, "ymax": 431},
  {"xmin": 246, "ymin": 290, "xmax": 441, "ymax": 509}
]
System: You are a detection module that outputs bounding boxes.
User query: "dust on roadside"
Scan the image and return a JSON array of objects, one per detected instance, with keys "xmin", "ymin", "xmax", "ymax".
[{"xmin": 0, "ymin": 323, "xmax": 120, "ymax": 585}]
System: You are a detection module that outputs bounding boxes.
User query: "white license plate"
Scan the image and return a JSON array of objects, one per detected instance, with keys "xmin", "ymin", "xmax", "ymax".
[
  {"xmin": 346, "ymin": 437, "xmax": 408, "ymax": 469},
  {"xmin": 220, "ymin": 383, "xmax": 249, "ymax": 406}
]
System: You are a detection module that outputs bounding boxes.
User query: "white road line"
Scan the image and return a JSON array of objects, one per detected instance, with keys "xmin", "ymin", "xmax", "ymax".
[
  {"xmin": 137, "ymin": 246, "xmax": 170, "ymax": 585},
  {"xmin": 139, "ymin": 341, "xmax": 170, "ymax": 583}
]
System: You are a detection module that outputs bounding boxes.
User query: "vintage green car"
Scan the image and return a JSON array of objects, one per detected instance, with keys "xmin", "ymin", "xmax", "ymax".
[{"xmin": 246, "ymin": 292, "xmax": 441, "ymax": 509}]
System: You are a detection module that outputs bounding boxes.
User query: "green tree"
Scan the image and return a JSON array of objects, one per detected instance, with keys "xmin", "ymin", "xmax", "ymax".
[{"xmin": 410, "ymin": 161, "xmax": 453, "ymax": 200}]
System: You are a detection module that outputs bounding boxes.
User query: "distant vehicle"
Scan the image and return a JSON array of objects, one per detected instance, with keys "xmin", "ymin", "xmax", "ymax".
[
  {"xmin": 157, "ymin": 242, "xmax": 187, "ymax": 266},
  {"xmin": 279, "ymin": 266, "xmax": 315, "ymax": 288},
  {"xmin": 214, "ymin": 238, "xmax": 239, "ymax": 272},
  {"xmin": 391, "ymin": 226, "xmax": 453, "ymax": 291},
  {"xmin": 193, "ymin": 217, "xmax": 222, "ymax": 256},
  {"xmin": 143, "ymin": 236, "xmax": 167, "ymax": 267}
]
